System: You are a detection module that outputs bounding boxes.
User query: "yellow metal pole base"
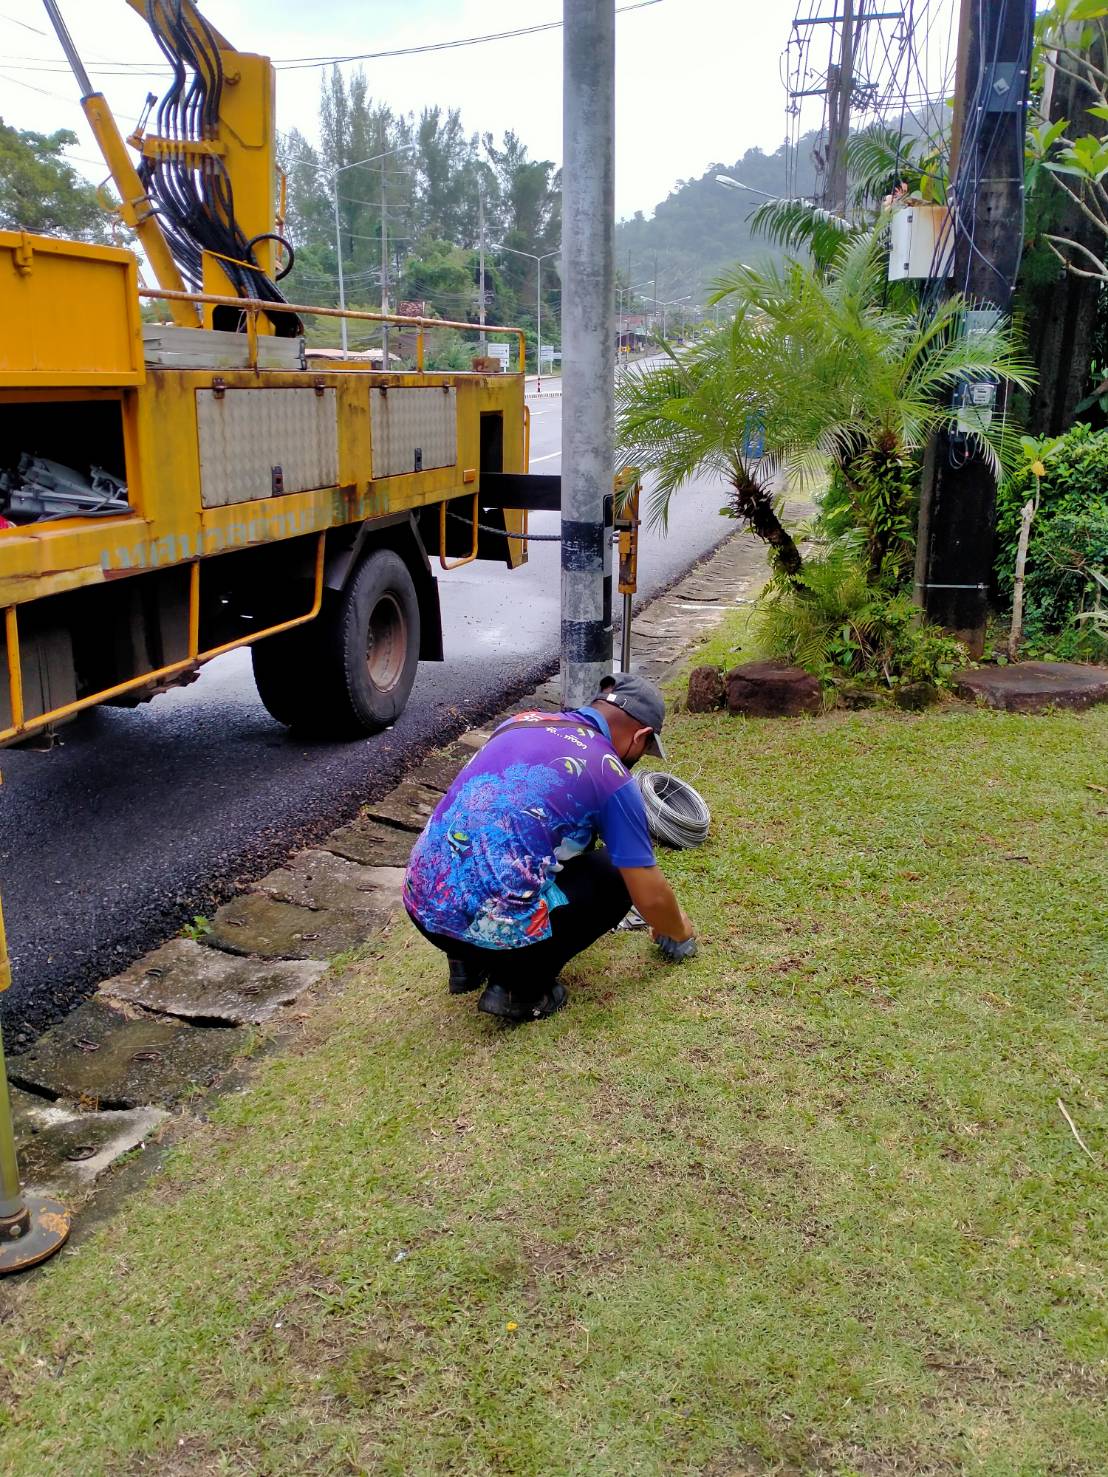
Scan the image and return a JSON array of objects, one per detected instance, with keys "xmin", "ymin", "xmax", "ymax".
[{"xmin": 0, "ymin": 1195, "xmax": 71, "ymax": 1275}]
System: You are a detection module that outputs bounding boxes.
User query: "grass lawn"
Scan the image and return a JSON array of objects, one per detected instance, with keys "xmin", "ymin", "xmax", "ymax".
[{"xmin": 1, "ymin": 632, "xmax": 1105, "ymax": 1476}]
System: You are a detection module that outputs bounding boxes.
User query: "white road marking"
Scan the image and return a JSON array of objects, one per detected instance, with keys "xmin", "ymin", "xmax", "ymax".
[{"xmin": 529, "ymin": 451, "xmax": 561, "ymax": 463}]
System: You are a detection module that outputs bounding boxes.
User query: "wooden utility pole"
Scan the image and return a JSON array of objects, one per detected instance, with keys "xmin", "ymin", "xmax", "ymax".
[{"xmin": 914, "ymin": 0, "xmax": 1035, "ymax": 654}]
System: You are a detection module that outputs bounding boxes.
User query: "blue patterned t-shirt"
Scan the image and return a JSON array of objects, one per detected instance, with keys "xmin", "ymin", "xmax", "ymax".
[{"xmin": 403, "ymin": 706, "xmax": 655, "ymax": 948}]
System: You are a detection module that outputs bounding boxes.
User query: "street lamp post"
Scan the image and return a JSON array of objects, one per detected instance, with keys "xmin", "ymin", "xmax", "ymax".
[
  {"xmin": 494, "ymin": 243, "xmax": 559, "ymax": 388},
  {"xmin": 329, "ymin": 144, "xmax": 414, "ymax": 359},
  {"xmin": 657, "ymin": 295, "xmax": 690, "ymax": 339}
]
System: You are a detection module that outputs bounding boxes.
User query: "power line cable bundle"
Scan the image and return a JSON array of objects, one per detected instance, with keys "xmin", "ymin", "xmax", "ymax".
[
  {"xmin": 635, "ymin": 769, "xmax": 711, "ymax": 850},
  {"xmin": 139, "ymin": 0, "xmax": 299, "ymax": 335}
]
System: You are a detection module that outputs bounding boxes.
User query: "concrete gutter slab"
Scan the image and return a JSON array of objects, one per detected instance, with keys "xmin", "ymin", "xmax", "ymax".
[
  {"xmin": 10, "ymin": 1087, "xmax": 167, "ymax": 1206},
  {"xmin": 99, "ymin": 938, "xmax": 327, "ymax": 1025},
  {"xmin": 206, "ymin": 892, "xmax": 392, "ymax": 960},
  {"xmin": 254, "ymin": 850, "xmax": 404, "ymax": 913},
  {"xmin": 361, "ymin": 782, "xmax": 440, "ymax": 831},
  {"xmin": 405, "ymin": 744, "xmax": 471, "ymax": 793},
  {"xmin": 8, "ymin": 1000, "xmax": 252, "ymax": 1109},
  {"xmin": 323, "ymin": 816, "xmax": 415, "ymax": 868}
]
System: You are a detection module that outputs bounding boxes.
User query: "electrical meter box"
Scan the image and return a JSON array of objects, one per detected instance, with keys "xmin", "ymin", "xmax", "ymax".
[{"xmin": 888, "ymin": 205, "xmax": 954, "ymax": 281}]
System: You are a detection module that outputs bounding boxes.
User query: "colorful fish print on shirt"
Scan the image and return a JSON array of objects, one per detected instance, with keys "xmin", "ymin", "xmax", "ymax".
[{"xmin": 403, "ymin": 709, "xmax": 654, "ymax": 949}]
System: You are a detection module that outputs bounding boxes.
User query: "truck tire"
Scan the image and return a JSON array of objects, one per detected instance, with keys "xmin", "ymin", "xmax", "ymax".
[{"xmin": 252, "ymin": 549, "xmax": 421, "ymax": 737}]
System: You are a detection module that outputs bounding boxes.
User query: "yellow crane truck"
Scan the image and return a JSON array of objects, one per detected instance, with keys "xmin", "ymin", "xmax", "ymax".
[{"xmin": 0, "ymin": 0, "xmax": 541, "ymax": 749}]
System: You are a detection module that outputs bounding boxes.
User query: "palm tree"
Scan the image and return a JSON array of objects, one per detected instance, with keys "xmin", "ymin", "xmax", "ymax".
[
  {"xmin": 614, "ymin": 308, "xmax": 807, "ymax": 579},
  {"xmin": 616, "ymin": 225, "xmax": 1035, "ymax": 587}
]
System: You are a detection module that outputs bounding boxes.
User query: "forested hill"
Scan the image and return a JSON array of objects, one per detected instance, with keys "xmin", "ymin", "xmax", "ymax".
[{"xmin": 615, "ymin": 133, "xmax": 820, "ymax": 307}]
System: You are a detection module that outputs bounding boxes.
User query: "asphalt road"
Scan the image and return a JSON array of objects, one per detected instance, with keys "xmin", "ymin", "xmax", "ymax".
[{"xmin": 0, "ymin": 380, "xmax": 731, "ymax": 1045}]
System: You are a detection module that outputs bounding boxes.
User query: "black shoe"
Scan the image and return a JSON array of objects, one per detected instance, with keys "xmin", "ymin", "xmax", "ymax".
[
  {"xmin": 477, "ymin": 981, "xmax": 568, "ymax": 1022},
  {"xmin": 448, "ymin": 958, "xmax": 487, "ymax": 995}
]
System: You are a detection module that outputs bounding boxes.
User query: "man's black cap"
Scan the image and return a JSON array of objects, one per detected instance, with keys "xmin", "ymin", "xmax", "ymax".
[{"xmin": 595, "ymin": 672, "xmax": 666, "ymax": 758}]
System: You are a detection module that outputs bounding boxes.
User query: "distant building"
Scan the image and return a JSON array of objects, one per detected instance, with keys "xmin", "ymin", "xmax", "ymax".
[{"xmin": 618, "ymin": 313, "xmax": 650, "ymax": 353}]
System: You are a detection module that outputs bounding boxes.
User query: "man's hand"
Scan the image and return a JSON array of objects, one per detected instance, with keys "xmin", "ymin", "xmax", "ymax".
[
  {"xmin": 651, "ymin": 909, "xmax": 695, "ymax": 945},
  {"xmin": 656, "ymin": 933, "xmax": 698, "ymax": 963},
  {"xmin": 620, "ymin": 867, "xmax": 695, "ymax": 945}
]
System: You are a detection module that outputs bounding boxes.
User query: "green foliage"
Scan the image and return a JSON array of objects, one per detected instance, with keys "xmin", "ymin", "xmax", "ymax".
[
  {"xmin": 0, "ymin": 119, "xmax": 111, "ymax": 242},
  {"xmin": 277, "ymin": 70, "xmax": 560, "ymax": 340},
  {"xmin": 757, "ymin": 550, "xmax": 968, "ymax": 687},
  {"xmin": 712, "ymin": 227, "xmax": 1034, "ymax": 486},
  {"xmin": 746, "ymin": 198, "xmax": 853, "ymax": 270},
  {"xmin": 995, "ymin": 422, "xmax": 1108, "ymax": 652},
  {"xmin": 836, "ymin": 447, "xmax": 920, "ymax": 585},
  {"xmin": 618, "ymin": 225, "xmax": 1033, "ymax": 596}
]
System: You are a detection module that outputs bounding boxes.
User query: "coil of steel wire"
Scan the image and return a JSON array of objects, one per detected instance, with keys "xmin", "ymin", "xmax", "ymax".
[{"xmin": 635, "ymin": 770, "xmax": 711, "ymax": 850}]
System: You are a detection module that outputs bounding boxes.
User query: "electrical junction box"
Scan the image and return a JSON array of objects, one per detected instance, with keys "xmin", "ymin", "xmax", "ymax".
[{"xmin": 888, "ymin": 204, "xmax": 954, "ymax": 281}]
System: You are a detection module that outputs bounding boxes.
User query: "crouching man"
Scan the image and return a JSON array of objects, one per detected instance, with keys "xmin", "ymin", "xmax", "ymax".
[{"xmin": 403, "ymin": 673, "xmax": 696, "ymax": 1023}]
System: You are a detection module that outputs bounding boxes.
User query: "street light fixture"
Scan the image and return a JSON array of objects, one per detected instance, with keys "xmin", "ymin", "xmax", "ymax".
[
  {"xmin": 493, "ymin": 242, "xmax": 560, "ymax": 386},
  {"xmin": 714, "ymin": 173, "xmax": 785, "ymax": 202},
  {"xmin": 329, "ymin": 144, "xmax": 415, "ymax": 358}
]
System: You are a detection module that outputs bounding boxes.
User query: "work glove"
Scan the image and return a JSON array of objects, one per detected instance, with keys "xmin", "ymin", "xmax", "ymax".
[{"xmin": 656, "ymin": 934, "xmax": 697, "ymax": 963}]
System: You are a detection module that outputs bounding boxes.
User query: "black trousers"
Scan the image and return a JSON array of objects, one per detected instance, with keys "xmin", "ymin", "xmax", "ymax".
[{"xmin": 408, "ymin": 850, "xmax": 631, "ymax": 1000}]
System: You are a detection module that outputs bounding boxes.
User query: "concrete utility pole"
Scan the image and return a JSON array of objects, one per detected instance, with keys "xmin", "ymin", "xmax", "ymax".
[
  {"xmin": 561, "ymin": 0, "xmax": 616, "ymax": 706},
  {"xmin": 825, "ymin": 0, "xmax": 856, "ymax": 214},
  {"xmin": 380, "ymin": 163, "xmax": 390, "ymax": 367},
  {"xmin": 478, "ymin": 187, "xmax": 487, "ymax": 356},
  {"xmin": 914, "ymin": 0, "xmax": 1035, "ymax": 653}
]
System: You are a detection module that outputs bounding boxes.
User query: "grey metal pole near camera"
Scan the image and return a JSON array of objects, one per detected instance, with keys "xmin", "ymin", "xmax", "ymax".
[{"xmin": 561, "ymin": 0, "xmax": 616, "ymax": 707}]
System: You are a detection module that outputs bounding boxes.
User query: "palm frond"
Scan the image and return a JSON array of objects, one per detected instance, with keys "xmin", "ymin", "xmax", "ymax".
[{"xmin": 745, "ymin": 198, "xmax": 855, "ymax": 270}]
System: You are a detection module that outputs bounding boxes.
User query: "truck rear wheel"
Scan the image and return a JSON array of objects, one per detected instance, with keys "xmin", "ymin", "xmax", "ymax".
[{"xmin": 252, "ymin": 549, "xmax": 421, "ymax": 737}]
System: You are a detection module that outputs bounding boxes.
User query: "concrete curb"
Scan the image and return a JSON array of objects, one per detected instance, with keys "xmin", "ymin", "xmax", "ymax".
[{"xmin": 5, "ymin": 525, "xmax": 770, "ymax": 1220}]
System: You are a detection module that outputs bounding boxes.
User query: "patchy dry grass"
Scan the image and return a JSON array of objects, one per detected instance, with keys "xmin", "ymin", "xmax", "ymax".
[{"xmin": 1, "ymin": 640, "xmax": 1105, "ymax": 1476}]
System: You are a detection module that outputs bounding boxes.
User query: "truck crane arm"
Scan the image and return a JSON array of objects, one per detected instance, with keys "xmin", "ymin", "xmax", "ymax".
[
  {"xmin": 123, "ymin": 0, "xmax": 231, "ymax": 52},
  {"xmin": 42, "ymin": 0, "xmax": 297, "ymax": 334}
]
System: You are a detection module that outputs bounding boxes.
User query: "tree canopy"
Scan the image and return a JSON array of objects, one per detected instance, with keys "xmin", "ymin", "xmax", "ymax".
[
  {"xmin": 0, "ymin": 120, "xmax": 112, "ymax": 242},
  {"xmin": 278, "ymin": 70, "xmax": 561, "ymax": 345}
]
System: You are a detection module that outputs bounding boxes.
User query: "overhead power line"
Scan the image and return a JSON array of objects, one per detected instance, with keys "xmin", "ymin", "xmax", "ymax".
[
  {"xmin": 270, "ymin": 0, "xmax": 663, "ymax": 69},
  {"xmin": 1, "ymin": 0, "xmax": 663, "ymax": 76}
]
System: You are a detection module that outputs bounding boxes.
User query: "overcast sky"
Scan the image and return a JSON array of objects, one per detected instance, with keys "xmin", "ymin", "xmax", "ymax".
[{"xmin": 1, "ymin": 0, "xmax": 809, "ymax": 221}]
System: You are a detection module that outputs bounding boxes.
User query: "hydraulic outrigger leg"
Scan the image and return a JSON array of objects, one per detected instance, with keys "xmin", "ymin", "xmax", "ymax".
[{"xmin": 0, "ymin": 898, "xmax": 71, "ymax": 1275}]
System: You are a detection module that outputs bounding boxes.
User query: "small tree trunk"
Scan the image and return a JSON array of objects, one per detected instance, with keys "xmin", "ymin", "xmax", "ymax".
[
  {"xmin": 730, "ymin": 471, "xmax": 804, "ymax": 580},
  {"xmin": 1008, "ymin": 494, "xmax": 1038, "ymax": 660}
]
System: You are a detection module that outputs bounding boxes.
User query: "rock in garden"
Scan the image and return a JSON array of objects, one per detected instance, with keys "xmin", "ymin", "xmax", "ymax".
[
  {"xmin": 687, "ymin": 665, "xmax": 725, "ymax": 713},
  {"xmin": 954, "ymin": 661, "xmax": 1108, "ymax": 713},
  {"xmin": 723, "ymin": 660, "xmax": 822, "ymax": 718},
  {"xmin": 894, "ymin": 681, "xmax": 940, "ymax": 711}
]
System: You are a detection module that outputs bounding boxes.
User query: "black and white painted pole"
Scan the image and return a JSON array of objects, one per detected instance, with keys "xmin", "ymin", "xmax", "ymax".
[{"xmin": 561, "ymin": 0, "xmax": 616, "ymax": 706}]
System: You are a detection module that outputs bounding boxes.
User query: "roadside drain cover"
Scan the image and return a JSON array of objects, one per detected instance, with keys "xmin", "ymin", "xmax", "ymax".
[
  {"xmin": 8, "ymin": 1000, "xmax": 252, "ymax": 1109},
  {"xmin": 101, "ymin": 938, "xmax": 327, "ymax": 1025}
]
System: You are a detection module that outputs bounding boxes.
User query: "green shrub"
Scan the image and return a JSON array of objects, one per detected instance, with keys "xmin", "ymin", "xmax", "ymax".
[
  {"xmin": 817, "ymin": 454, "xmax": 919, "ymax": 588},
  {"xmin": 995, "ymin": 423, "xmax": 1108, "ymax": 654},
  {"xmin": 756, "ymin": 551, "xmax": 967, "ymax": 688}
]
